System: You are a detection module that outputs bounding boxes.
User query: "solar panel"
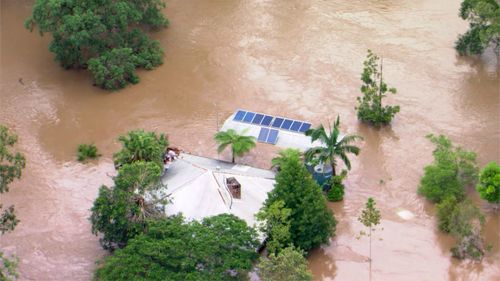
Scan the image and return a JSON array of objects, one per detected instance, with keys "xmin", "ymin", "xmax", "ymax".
[
  {"xmin": 272, "ymin": 118, "xmax": 284, "ymax": 128},
  {"xmin": 266, "ymin": 129, "xmax": 279, "ymax": 144},
  {"xmin": 252, "ymin": 114, "xmax": 264, "ymax": 124},
  {"xmin": 281, "ymin": 119, "xmax": 293, "ymax": 130},
  {"xmin": 290, "ymin": 121, "xmax": 302, "ymax": 132},
  {"xmin": 299, "ymin": 123, "xmax": 311, "ymax": 133},
  {"xmin": 234, "ymin": 110, "xmax": 246, "ymax": 121},
  {"xmin": 243, "ymin": 112, "xmax": 255, "ymax": 123},
  {"xmin": 257, "ymin": 127, "xmax": 270, "ymax": 142},
  {"xmin": 261, "ymin": 115, "xmax": 273, "ymax": 126}
]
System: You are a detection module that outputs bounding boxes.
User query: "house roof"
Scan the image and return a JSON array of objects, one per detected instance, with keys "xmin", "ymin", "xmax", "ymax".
[{"xmin": 161, "ymin": 153, "xmax": 275, "ymax": 228}]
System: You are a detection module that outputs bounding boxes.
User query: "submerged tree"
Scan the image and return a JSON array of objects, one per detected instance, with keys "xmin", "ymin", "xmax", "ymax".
[
  {"xmin": 214, "ymin": 129, "xmax": 256, "ymax": 163},
  {"xmin": 449, "ymin": 200, "xmax": 486, "ymax": 260},
  {"xmin": 476, "ymin": 161, "xmax": 500, "ymax": 204},
  {"xmin": 94, "ymin": 214, "xmax": 259, "ymax": 281},
  {"xmin": 257, "ymin": 247, "xmax": 312, "ymax": 281},
  {"xmin": 418, "ymin": 134, "xmax": 478, "ymax": 203},
  {"xmin": 358, "ymin": 197, "xmax": 381, "ymax": 281},
  {"xmin": 305, "ymin": 116, "xmax": 362, "ymax": 176},
  {"xmin": 256, "ymin": 200, "xmax": 292, "ymax": 256},
  {"xmin": 0, "ymin": 125, "xmax": 26, "ymax": 280},
  {"xmin": 113, "ymin": 130, "xmax": 168, "ymax": 169},
  {"xmin": 263, "ymin": 153, "xmax": 336, "ymax": 252},
  {"xmin": 355, "ymin": 50, "xmax": 400, "ymax": 126},
  {"xmin": 25, "ymin": 0, "xmax": 169, "ymax": 90},
  {"xmin": 455, "ymin": 0, "xmax": 499, "ymax": 56}
]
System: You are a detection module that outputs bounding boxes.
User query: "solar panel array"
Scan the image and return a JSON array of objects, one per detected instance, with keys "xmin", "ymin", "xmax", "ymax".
[
  {"xmin": 233, "ymin": 110, "xmax": 311, "ymax": 134},
  {"xmin": 257, "ymin": 128, "xmax": 279, "ymax": 144}
]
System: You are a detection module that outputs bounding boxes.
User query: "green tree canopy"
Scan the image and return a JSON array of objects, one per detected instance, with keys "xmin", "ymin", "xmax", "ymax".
[
  {"xmin": 264, "ymin": 153, "xmax": 336, "ymax": 252},
  {"xmin": 0, "ymin": 125, "xmax": 25, "ymax": 280},
  {"xmin": 455, "ymin": 0, "xmax": 499, "ymax": 56},
  {"xmin": 256, "ymin": 200, "xmax": 292, "ymax": 256},
  {"xmin": 113, "ymin": 129, "xmax": 168, "ymax": 169},
  {"xmin": 271, "ymin": 148, "xmax": 302, "ymax": 170},
  {"xmin": 305, "ymin": 116, "xmax": 362, "ymax": 176},
  {"xmin": 448, "ymin": 200, "xmax": 486, "ymax": 260},
  {"xmin": 355, "ymin": 50, "xmax": 400, "ymax": 126},
  {"xmin": 94, "ymin": 214, "xmax": 259, "ymax": 281},
  {"xmin": 257, "ymin": 247, "xmax": 312, "ymax": 281},
  {"xmin": 214, "ymin": 129, "xmax": 256, "ymax": 163},
  {"xmin": 476, "ymin": 161, "xmax": 500, "ymax": 204},
  {"xmin": 25, "ymin": 0, "xmax": 169, "ymax": 90},
  {"xmin": 90, "ymin": 161, "xmax": 166, "ymax": 249},
  {"xmin": 418, "ymin": 134, "xmax": 478, "ymax": 203}
]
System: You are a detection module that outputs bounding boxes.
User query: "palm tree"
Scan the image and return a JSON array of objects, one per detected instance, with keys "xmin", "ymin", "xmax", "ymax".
[
  {"xmin": 271, "ymin": 148, "xmax": 302, "ymax": 171},
  {"xmin": 214, "ymin": 129, "xmax": 256, "ymax": 163},
  {"xmin": 305, "ymin": 116, "xmax": 362, "ymax": 176}
]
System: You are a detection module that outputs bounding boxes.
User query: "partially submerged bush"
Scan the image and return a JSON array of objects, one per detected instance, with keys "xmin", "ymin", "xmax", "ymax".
[
  {"xmin": 77, "ymin": 144, "xmax": 100, "ymax": 162},
  {"xmin": 326, "ymin": 171, "xmax": 347, "ymax": 202},
  {"xmin": 476, "ymin": 161, "xmax": 500, "ymax": 204}
]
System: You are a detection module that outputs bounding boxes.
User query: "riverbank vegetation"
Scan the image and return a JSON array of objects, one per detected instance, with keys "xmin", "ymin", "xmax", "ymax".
[
  {"xmin": 355, "ymin": 50, "xmax": 400, "ymax": 126},
  {"xmin": 25, "ymin": 0, "xmax": 169, "ymax": 90},
  {"xmin": 77, "ymin": 143, "xmax": 100, "ymax": 162},
  {"xmin": 455, "ymin": 0, "xmax": 499, "ymax": 56},
  {"xmin": 418, "ymin": 134, "xmax": 490, "ymax": 260},
  {"xmin": 0, "ymin": 125, "xmax": 26, "ymax": 281}
]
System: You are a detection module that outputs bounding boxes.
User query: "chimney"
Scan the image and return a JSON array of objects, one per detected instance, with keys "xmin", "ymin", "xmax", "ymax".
[{"xmin": 226, "ymin": 177, "xmax": 241, "ymax": 199}]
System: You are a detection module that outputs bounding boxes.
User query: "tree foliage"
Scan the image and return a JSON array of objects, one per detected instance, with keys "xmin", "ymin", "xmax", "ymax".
[
  {"xmin": 355, "ymin": 50, "xmax": 400, "ymax": 126},
  {"xmin": 327, "ymin": 170, "xmax": 347, "ymax": 202},
  {"xmin": 0, "ymin": 125, "xmax": 25, "ymax": 280},
  {"xmin": 25, "ymin": 0, "xmax": 169, "ymax": 90},
  {"xmin": 90, "ymin": 161, "xmax": 166, "ymax": 249},
  {"xmin": 418, "ymin": 134, "xmax": 478, "ymax": 203},
  {"xmin": 271, "ymin": 148, "xmax": 302, "ymax": 171},
  {"xmin": 94, "ymin": 214, "xmax": 259, "ymax": 281},
  {"xmin": 77, "ymin": 143, "xmax": 100, "ymax": 162},
  {"xmin": 476, "ymin": 161, "xmax": 500, "ymax": 204},
  {"xmin": 256, "ymin": 200, "xmax": 292, "ymax": 256},
  {"xmin": 448, "ymin": 200, "xmax": 486, "ymax": 260},
  {"xmin": 264, "ymin": 153, "xmax": 336, "ymax": 252},
  {"xmin": 305, "ymin": 116, "xmax": 362, "ymax": 176},
  {"xmin": 455, "ymin": 0, "xmax": 499, "ymax": 56},
  {"xmin": 113, "ymin": 130, "xmax": 168, "ymax": 169},
  {"xmin": 257, "ymin": 247, "xmax": 312, "ymax": 281},
  {"xmin": 214, "ymin": 129, "xmax": 256, "ymax": 163}
]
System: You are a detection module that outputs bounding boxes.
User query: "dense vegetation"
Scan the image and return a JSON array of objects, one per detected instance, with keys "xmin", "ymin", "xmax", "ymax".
[
  {"xmin": 257, "ymin": 247, "xmax": 312, "ymax": 281},
  {"xmin": 0, "ymin": 125, "xmax": 26, "ymax": 281},
  {"xmin": 455, "ymin": 0, "xmax": 499, "ymax": 56},
  {"xmin": 94, "ymin": 214, "xmax": 259, "ymax": 281},
  {"xmin": 262, "ymin": 152, "xmax": 336, "ymax": 252},
  {"xmin": 113, "ymin": 129, "xmax": 168, "ymax": 168},
  {"xmin": 476, "ymin": 161, "xmax": 500, "ymax": 204},
  {"xmin": 326, "ymin": 170, "xmax": 347, "ymax": 202},
  {"xmin": 305, "ymin": 116, "xmax": 362, "ymax": 176},
  {"xmin": 77, "ymin": 143, "xmax": 100, "ymax": 162},
  {"xmin": 214, "ymin": 129, "xmax": 256, "ymax": 163},
  {"xmin": 418, "ymin": 134, "xmax": 488, "ymax": 260},
  {"xmin": 355, "ymin": 50, "xmax": 400, "ymax": 126},
  {"xmin": 25, "ymin": 0, "xmax": 169, "ymax": 90}
]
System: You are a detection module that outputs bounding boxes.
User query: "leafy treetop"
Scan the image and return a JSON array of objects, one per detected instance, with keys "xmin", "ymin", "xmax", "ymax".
[
  {"xmin": 257, "ymin": 247, "xmax": 312, "ymax": 281},
  {"xmin": 113, "ymin": 129, "xmax": 168, "ymax": 169},
  {"xmin": 476, "ymin": 161, "xmax": 500, "ymax": 204},
  {"xmin": 94, "ymin": 214, "xmax": 259, "ymax": 281},
  {"xmin": 214, "ymin": 129, "xmax": 256, "ymax": 163}
]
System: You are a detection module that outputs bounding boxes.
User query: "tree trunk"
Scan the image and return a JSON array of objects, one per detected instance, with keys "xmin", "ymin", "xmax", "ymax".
[
  {"xmin": 231, "ymin": 149, "xmax": 235, "ymax": 163},
  {"xmin": 369, "ymin": 226, "xmax": 372, "ymax": 281},
  {"xmin": 331, "ymin": 163, "xmax": 336, "ymax": 177}
]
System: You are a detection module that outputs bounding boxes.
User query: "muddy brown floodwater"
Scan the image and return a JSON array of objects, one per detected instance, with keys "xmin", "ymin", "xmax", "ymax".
[{"xmin": 1, "ymin": 0, "xmax": 499, "ymax": 280}]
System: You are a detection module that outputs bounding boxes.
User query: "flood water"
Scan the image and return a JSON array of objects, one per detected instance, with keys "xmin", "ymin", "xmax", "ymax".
[{"xmin": 1, "ymin": 0, "xmax": 499, "ymax": 280}]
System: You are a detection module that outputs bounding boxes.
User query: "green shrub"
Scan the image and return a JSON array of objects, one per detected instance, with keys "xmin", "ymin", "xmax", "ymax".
[
  {"xmin": 476, "ymin": 161, "xmax": 500, "ymax": 204},
  {"xmin": 77, "ymin": 144, "xmax": 100, "ymax": 162},
  {"xmin": 326, "ymin": 171, "xmax": 347, "ymax": 202},
  {"xmin": 436, "ymin": 196, "xmax": 458, "ymax": 233}
]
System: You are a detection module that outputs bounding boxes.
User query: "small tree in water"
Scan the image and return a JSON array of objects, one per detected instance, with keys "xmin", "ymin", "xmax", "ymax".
[
  {"xmin": 358, "ymin": 197, "xmax": 381, "ymax": 281},
  {"xmin": 355, "ymin": 50, "xmax": 400, "ymax": 126}
]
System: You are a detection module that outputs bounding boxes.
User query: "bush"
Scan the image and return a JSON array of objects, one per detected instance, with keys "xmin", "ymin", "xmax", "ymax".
[
  {"xmin": 77, "ymin": 144, "xmax": 100, "ymax": 162},
  {"xmin": 418, "ymin": 135, "xmax": 478, "ymax": 203},
  {"xmin": 326, "ymin": 171, "xmax": 347, "ymax": 202},
  {"xmin": 436, "ymin": 196, "xmax": 458, "ymax": 233},
  {"xmin": 476, "ymin": 161, "xmax": 500, "ymax": 204},
  {"xmin": 448, "ymin": 200, "xmax": 486, "ymax": 260},
  {"xmin": 257, "ymin": 247, "xmax": 312, "ymax": 281}
]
